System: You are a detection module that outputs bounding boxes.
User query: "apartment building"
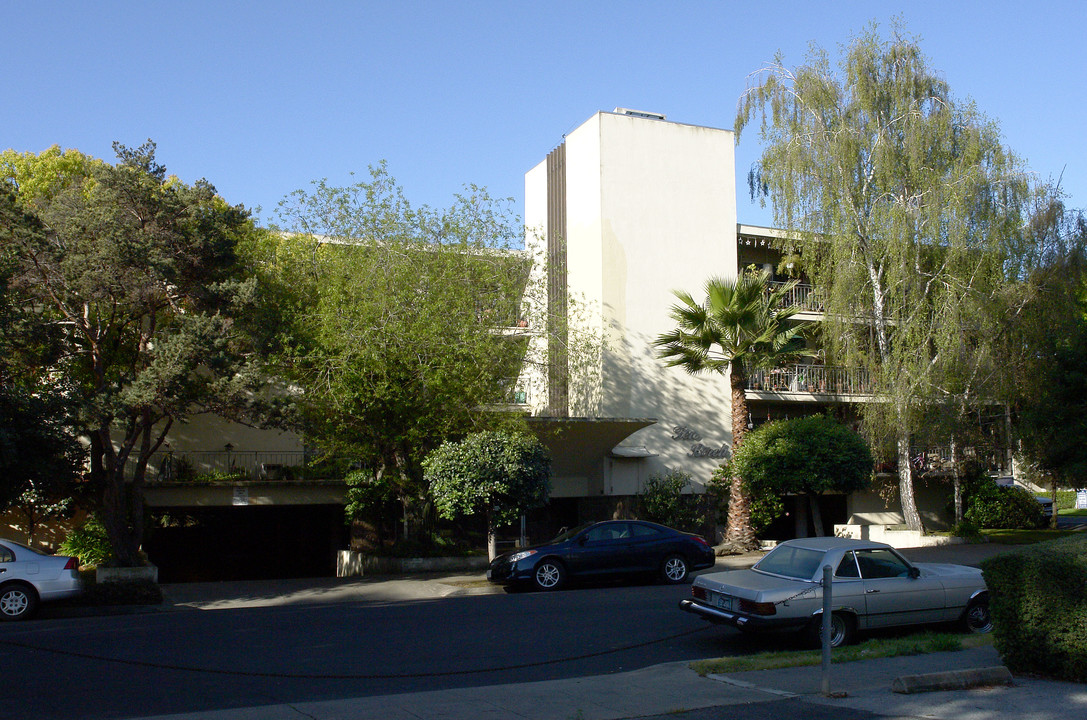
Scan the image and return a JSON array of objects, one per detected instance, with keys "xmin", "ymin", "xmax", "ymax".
[{"xmin": 11, "ymin": 108, "xmax": 999, "ymax": 577}]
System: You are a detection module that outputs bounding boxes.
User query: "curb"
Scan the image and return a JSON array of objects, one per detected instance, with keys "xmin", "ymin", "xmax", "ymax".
[{"xmin": 891, "ymin": 665, "xmax": 1013, "ymax": 693}]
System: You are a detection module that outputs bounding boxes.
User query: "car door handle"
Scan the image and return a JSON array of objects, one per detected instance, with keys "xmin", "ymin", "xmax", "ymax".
[{"xmin": 865, "ymin": 588, "xmax": 879, "ymax": 594}]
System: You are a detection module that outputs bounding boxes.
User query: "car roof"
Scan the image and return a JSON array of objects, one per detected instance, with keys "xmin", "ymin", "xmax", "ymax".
[{"xmin": 776, "ymin": 536, "xmax": 891, "ymax": 552}]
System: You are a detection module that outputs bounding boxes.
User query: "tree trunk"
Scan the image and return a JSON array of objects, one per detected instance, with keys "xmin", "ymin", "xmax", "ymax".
[
  {"xmin": 723, "ymin": 369, "xmax": 758, "ymax": 551},
  {"xmin": 808, "ymin": 494, "xmax": 825, "ymax": 536},
  {"xmin": 794, "ymin": 496, "xmax": 809, "ymax": 538},
  {"xmin": 951, "ymin": 436, "xmax": 963, "ymax": 524},
  {"xmin": 486, "ymin": 506, "xmax": 497, "ymax": 561},
  {"xmin": 897, "ymin": 428, "xmax": 924, "ymax": 532}
]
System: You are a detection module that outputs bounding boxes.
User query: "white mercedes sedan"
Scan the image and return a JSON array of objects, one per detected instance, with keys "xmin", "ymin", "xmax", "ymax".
[{"xmin": 679, "ymin": 537, "xmax": 991, "ymax": 647}]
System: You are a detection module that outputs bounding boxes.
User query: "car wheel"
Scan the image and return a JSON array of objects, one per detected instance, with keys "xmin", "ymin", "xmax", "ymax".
[
  {"xmin": 661, "ymin": 554, "xmax": 689, "ymax": 584},
  {"xmin": 807, "ymin": 612, "xmax": 854, "ymax": 648},
  {"xmin": 0, "ymin": 583, "xmax": 39, "ymax": 621},
  {"xmin": 533, "ymin": 559, "xmax": 566, "ymax": 591},
  {"xmin": 962, "ymin": 598, "xmax": 993, "ymax": 634}
]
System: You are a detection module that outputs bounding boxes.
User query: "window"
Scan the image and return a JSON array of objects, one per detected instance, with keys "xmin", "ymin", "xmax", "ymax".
[
  {"xmin": 629, "ymin": 523, "xmax": 662, "ymax": 538},
  {"xmin": 855, "ymin": 549, "xmax": 912, "ymax": 579},
  {"xmin": 755, "ymin": 545, "xmax": 825, "ymax": 580},
  {"xmin": 836, "ymin": 551, "xmax": 860, "ymax": 578}
]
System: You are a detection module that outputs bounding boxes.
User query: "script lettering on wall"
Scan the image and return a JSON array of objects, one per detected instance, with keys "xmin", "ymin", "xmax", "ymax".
[{"xmin": 670, "ymin": 425, "xmax": 731, "ymax": 460}]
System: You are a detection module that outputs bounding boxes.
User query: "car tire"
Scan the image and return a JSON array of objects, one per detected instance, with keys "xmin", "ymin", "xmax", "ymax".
[
  {"xmin": 533, "ymin": 559, "xmax": 566, "ymax": 591},
  {"xmin": 807, "ymin": 612, "xmax": 854, "ymax": 648},
  {"xmin": 661, "ymin": 554, "xmax": 689, "ymax": 584},
  {"xmin": 962, "ymin": 597, "xmax": 993, "ymax": 634},
  {"xmin": 0, "ymin": 582, "xmax": 39, "ymax": 621}
]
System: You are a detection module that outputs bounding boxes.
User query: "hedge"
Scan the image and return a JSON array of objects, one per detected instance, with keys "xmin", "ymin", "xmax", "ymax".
[{"xmin": 980, "ymin": 534, "xmax": 1087, "ymax": 681}]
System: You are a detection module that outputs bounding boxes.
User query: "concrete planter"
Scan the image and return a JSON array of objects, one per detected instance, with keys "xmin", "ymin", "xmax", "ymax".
[
  {"xmin": 96, "ymin": 565, "xmax": 159, "ymax": 584},
  {"xmin": 336, "ymin": 551, "xmax": 488, "ymax": 577}
]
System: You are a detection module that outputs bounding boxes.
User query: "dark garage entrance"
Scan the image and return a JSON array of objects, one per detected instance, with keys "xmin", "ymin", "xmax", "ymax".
[{"xmin": 145, "ymin": 504, "xmax": 349, "ymax": 583}]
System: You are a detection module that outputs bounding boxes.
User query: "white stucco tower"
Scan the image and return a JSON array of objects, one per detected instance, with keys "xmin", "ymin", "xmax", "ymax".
[{"xmin": 525, "ymin": 109, "xmax": 738, "ymax": 498}]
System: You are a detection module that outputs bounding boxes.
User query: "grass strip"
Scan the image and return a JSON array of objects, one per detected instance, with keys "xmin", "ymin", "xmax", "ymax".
[{"xmin": 690, "ymin": 632, "xmax": 991, "ymax": 676}]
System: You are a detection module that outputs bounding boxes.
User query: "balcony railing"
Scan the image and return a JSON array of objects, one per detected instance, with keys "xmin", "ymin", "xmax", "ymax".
[
  {"xmin": 770, "ymin": 280, "xmax": 823, "ymax": 313},
  {"xmin": 905, "ymin": 445, "xmax": 1010, "ymax": 476},
  {"xmin": 747, "ymin": 364, "xmax": 873, "ymax": 396},
  {"xmin": 141, "ymin": 450, "xmax": 357, "ymax": 483}
]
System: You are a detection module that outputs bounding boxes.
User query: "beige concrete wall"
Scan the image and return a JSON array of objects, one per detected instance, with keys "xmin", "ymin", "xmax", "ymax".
[{"xmin": 559, "ymin": 111, "xmax": 738, "ymax": 491}]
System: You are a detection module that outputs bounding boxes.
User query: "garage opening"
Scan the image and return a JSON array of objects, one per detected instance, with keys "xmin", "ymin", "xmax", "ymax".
[{"xmin": 144, "ymin": 505, "xmax": 349, "ymax": 583}]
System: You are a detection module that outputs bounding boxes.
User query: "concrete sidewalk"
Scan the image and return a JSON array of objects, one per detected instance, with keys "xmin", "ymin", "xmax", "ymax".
[{"xmin": 131, "ymin": 643, "xmax": 1086, "ymax": 720}]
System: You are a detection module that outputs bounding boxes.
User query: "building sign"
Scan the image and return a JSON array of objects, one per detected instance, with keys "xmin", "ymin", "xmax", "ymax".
[
  {"xmin": 233, "ymin": 487, "xmax": 249, "ymax": 506},
  {"xmin": 671, "ymin": 425, "xmax": 731, "ymax": 460}
]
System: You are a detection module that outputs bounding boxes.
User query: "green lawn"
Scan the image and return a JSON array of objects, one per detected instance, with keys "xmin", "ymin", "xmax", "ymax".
[
  {"xmin": 981, "ymin": 527, "xmax": 1082, "ymax": 544},
  {"xmin": 690, "ymin": 633, "xmax": 991, "ymax": 675}
]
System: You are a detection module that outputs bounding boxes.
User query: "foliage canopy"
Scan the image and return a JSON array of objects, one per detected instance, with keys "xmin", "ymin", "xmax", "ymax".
[{"xmin": 735, "ymin": 25, "xmax": 1040, "ymax": 530}]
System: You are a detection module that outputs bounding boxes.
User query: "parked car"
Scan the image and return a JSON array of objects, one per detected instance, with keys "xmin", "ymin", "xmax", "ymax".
[
  {"xmin": 487, "ymin": 520, "xmax": 715, "ymax": 591},
  {"xmin": 0, "ymin": 539, "xmax": 83, "ymax": 621},
  {"xmin": 679, "ymin": 537, "xmax": 990, "ymax": 647},
  {"xmin": 1035, "ymin": 495, "xmax": 1054, "ymax": 521}
]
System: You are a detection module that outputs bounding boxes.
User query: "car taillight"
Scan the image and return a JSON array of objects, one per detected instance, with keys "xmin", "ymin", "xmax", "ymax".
[
  {"xmin": 63, "ymin": 557, "xmax": 78, "ymax": 571},
  {"xmin": 693, "ymin": 536, "xmax": 710, "ymax": 548},
  {"xmin": 691, "ymin": 585, "xmax": 707, "ymax": 600},
  {"xmin": 738, "ymin": 599, "xmax": 777, "ymax": 616}
]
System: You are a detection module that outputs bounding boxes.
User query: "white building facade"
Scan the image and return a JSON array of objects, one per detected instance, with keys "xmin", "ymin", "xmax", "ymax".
[{"xmin": 523, "ymin": 109, "xmax": 740, "ymax": 505}]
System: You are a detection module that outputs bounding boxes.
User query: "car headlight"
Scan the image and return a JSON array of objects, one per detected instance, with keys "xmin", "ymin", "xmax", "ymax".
[{"xmin": 508, "ymin": 549, "xmax": 538, "ymax": 563}]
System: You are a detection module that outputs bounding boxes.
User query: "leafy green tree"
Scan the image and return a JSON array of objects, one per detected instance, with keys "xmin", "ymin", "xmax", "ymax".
[
  {"xmin": 655, "ymin": 268, "xmax": 812, "ymax": 550},
  {"xmin": 1006, "ymin": 225, "xmax": 1087, "ymax": 522},
  {"xmin": 735, "ymin": 26, "xmax": 1038, "ymax": 531},
  {"xmin": 423, "ymin": 431, "xmax": 551, "ymax": 559},
  {"xmin": 253, "ymin": 166, "xmax": 539, "ymax": 537},
  {"xmin": 729, "ymin": 415, "xmax": 873, "ymax": 537},
  {"xmin": 1, "ymin": 143, "xmax": 268, "ymax": 566}
]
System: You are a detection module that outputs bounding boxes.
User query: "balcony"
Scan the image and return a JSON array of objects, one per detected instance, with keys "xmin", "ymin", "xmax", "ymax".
[
  {"xmin": 904, "ymin": 445, "xmax": 1010, "ymax": 476},
  {"xmin": 746, "ymin": 364, "xmax": 873, "ymax": 398},
  {"xmin": 142, "ymin": 450, "xmax": 356, "ymax": 484},
  {"xmin": 770, "ymin": 280, "xmax": 823, "ymax": 313}
]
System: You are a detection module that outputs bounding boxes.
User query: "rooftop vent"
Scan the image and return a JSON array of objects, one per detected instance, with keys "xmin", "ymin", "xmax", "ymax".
[{"xmin": 614, "ymin": 108, "xmax": 667, "ymax": 121}]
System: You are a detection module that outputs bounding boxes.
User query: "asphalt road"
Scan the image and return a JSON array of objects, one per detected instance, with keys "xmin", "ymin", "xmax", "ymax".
[{"xmin": 0, "ymin": 581, "xmax": 777, "ymax": 720}]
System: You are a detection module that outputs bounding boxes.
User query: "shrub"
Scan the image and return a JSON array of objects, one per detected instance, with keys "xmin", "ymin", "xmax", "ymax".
[
  {"xmin": 637, "ymin": 469, "xmax": 708, "ymax": 534},
  {"xmin": 60, "ymin": 515, "xmax": 113, "ymax": 568},
  {"xmin": 708, "ymin": 464, "xmax": 784, "ymax": 534},
  {"xmin": 965, "ymin": 481, "xmax": 1045, "ymax": 529},
  {"xmin": 981, "ymin": 535, "xmax": 1087, "ymax": 681}
]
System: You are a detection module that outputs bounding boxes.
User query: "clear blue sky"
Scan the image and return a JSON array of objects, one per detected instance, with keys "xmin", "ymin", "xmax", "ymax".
[{"xmin": 4, "ymin": 1, "xmax": 1084, "ymax": 231}]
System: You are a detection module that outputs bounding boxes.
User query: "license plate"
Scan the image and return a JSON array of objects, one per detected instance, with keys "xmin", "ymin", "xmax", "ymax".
[{"xmin": 714, "ymin": 593, "xmax": 733, "ymax": 611}]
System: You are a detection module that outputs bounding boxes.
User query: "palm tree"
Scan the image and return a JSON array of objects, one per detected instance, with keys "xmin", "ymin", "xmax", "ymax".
[{"xmin": 655, "ymin": 268, "xmax": 812, "ymax": 551}]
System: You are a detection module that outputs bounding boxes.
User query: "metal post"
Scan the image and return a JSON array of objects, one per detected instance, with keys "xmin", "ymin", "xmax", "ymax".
[{"xmin": 821, "ymin": 564, "xmax": 832, "ymax": 696}]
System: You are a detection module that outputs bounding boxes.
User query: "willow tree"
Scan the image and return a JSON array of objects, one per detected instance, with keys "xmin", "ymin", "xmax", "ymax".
[
  {"xmin": 735, "ymin": 26, "xmax": 1033, "ymax": 531},
  {"xmin": 655, "ymin": 269, "xmax": 811, "ymax": 550}
]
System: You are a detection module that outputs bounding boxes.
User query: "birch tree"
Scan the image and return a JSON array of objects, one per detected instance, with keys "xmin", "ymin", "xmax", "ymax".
[{"xmin": 735, "ymin": 26, "xmax": 1033, "ymax": 531}]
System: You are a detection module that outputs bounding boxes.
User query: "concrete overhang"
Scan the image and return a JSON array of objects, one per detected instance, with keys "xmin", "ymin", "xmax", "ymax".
[{"xmin": 526, "ymin": 416, "xmax": 657, "ymax": 478}]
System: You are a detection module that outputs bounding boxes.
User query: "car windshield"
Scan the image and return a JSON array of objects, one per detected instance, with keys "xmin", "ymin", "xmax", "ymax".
[{"xmin": 753, "ymin": 545, "xmax": 826, "ymax": 580}]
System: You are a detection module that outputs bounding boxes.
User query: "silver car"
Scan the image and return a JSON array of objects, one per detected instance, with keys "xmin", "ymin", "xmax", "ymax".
[
  {"xmin": 0, "ymin": 539, "xmax": 82, "ymax": 620},
  {"xmin": 679, "ymin": 537, "xmax": 991, "ymax": 647}
]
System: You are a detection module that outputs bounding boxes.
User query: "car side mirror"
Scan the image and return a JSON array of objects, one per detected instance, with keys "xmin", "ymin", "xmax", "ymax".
[{"xmin": 908, "ymin": 566, "xmax": 920, "ymax": 579}]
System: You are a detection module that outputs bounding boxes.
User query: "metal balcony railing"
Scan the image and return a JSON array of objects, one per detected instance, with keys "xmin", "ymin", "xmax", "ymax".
[
  {"xmin": 141, "ymin": 450, "xmax": 356, "ymax": 483},
  {"xmin": 769, "ymin": 280, "xmax": 823, "ymax": 313},
  {"xmin": 747, "ymin": 364, "xmax": 873, "ymax": 395},
  {"xmin": 905, "ymin": 445, "xmax": 1010, "ymax": 475}
]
